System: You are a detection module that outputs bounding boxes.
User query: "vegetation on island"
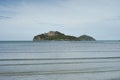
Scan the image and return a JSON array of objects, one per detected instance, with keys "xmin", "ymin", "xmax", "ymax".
[
  {"xmin": 33, "ymin": 31, "xmax": 96, "ymax": 41},
  {"xmin": 78, "ymin": 35, "xmax": 96, "ymax": 41}
]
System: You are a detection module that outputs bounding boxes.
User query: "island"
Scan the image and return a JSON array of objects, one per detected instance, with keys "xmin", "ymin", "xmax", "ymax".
[{"xmin": 33, "ymin": 31, "xmax": 96, "ymax": 41}]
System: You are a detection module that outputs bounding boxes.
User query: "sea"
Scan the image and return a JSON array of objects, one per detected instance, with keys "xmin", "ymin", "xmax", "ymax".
[{"xmin": 0, "ymin": 41, "xmax": 120, "ymax": 80}]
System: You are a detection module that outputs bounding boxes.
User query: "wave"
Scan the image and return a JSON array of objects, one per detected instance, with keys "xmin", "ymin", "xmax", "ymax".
[
  {"xmin": 0, "ymin": 69, "xmax": 120, "ymax": 76},
  {"xmin": 0, "ymin": 57, "xmax": 120, "ymax": 61}
]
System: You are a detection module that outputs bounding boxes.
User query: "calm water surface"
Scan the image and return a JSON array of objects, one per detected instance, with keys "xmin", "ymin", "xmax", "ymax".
[{"xmin": 0, "ymin": 41, "xmax": 120, "ymax": 80}]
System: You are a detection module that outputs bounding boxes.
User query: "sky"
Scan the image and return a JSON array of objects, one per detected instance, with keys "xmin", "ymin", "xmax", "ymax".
[{"xmin": 0, "ymin": 0, "xmax": 120, "ymax": 40}]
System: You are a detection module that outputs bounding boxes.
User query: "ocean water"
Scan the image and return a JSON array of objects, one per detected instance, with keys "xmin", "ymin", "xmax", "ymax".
[{"xmin": 0, "ymin": 41, "xmax": 120, "ymax": 80}]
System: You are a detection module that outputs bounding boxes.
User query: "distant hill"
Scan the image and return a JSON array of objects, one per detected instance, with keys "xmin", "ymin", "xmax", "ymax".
[{"xmin": 33, "ymin": 31, "xmax": 96, "ymax": 41}]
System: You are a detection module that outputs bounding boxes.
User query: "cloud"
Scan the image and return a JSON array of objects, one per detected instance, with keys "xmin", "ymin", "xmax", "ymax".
[
  {"xmin": 38, "ymin": 22, "xmax": 65, "ymax": 27},
  {"xmin": 108, "ymin": 16, "xmax": 120, "ymax": 21},
  {"xmin": 1, "ymin": 0, "xmax": 119, "ymax": 25},
  {"xmin": 0, "ymin": 16, "xmax": 11, "ymax": 19}
]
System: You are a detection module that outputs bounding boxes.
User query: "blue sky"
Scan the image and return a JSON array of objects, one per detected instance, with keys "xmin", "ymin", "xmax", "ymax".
[{"xmin": 0, "ymin": 0, "xmax": 120, "ymax": 40}]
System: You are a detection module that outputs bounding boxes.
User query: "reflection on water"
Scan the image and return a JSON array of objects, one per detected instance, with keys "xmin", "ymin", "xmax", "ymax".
[{"xmin": 0, "ymin": 41, "xmax": 120, "ymax": 80}]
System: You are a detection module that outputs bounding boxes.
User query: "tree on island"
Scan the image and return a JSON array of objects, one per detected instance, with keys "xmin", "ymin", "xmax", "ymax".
[{"xmin": 33, "ymin": 31, "xmax": 96, "ymax": 41}]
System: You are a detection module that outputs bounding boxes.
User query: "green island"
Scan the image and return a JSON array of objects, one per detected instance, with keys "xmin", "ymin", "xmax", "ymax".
[{"xmin": 33, "ymin": 31, "xmax": 96, "ymax": 41}]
